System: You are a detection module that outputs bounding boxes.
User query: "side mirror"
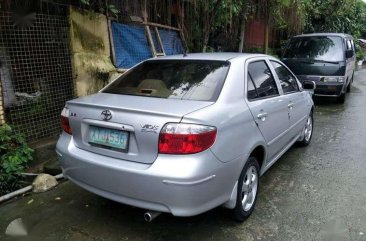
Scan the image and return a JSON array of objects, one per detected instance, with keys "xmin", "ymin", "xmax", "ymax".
[
  {"xmin": 302, "ymin": 80, "xmax": 316, "ymax": 92},
  {"xmin": 346, "ymin": 49, "xmax": 354, "ymax": 58}
]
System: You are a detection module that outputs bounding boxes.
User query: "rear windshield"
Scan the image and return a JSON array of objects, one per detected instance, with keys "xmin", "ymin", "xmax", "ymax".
[
  {"xmin": 283, "ymin": 36, "xmax": 344, "ymax": 62},
  {"xmin": 103, "ymin": 60, "xmax": 230, "ymax": 101}
]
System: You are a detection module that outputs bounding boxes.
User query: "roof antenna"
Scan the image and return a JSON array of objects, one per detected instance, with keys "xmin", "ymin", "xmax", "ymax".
[{"xmin": 183, "ymin": 47, "xmax": 187, "ymax": 57}]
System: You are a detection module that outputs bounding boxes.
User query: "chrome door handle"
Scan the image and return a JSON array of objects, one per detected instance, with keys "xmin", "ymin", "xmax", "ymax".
[
  {"xmin": 288, "ymin": 103, "xmax": 294, "ymax": 109},
  {"xmin": 257, "ymin": 112, "xmax": 268, "ymax": 120}
]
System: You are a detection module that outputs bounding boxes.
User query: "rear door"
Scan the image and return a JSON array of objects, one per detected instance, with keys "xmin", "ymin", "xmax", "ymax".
[
  {"xmin": 245, "ymin": 58, "xmax": 290, "ymax": 162},
  {"xmin": 269, "ymin": 60, "xmax": 308, "ymax": 138}
]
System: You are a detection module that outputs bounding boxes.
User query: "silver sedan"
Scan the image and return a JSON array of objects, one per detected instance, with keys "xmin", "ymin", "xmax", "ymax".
[{"xmin": 56, "ymin": 53, "xmax": 314, "ymax": 222}]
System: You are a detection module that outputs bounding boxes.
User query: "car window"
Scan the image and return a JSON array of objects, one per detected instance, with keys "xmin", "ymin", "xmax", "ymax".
[
  {"xmin": 347, "ymin": 40, "xmax": 352, "ymax": 50},
  {"xmin": 283, "ymin": 36, "xmax": 344, "ymax": 62},
  {"xmin": 247, "ymin": 73, "xmax": 258, "ymax": 100},
  {"xmin": 270, "ymin": 61, "xmax": 299, "ymax": 94},
  {"xmin": 103, "ymin": 60, "xmax": 230, "ymax": 101},
  {"xmin": 247, "ymin": 61, "xmax": 279, "ymax": 100}
]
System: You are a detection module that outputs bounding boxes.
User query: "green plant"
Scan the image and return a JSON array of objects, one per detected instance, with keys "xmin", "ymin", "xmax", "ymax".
[
  {"xmin": 356, "ymin": 49, "xmax": 365, "ymax": 61},
  {"xmin": 246, "ymin": 47, "xmax": 264, "ymax": 54},
  {"xmin": 355, "ymin": 41, "xmax": 366, "ymax": 61},
  {"xmin": 0, "ymin": 124, "xmax": 33, "ymax": 195}
]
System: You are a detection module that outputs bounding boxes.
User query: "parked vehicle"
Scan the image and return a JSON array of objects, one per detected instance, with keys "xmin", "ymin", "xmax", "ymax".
[
  {"xmin": 56, "ymin": 53, "xmax": 314, "ymax": 222},
  {"xmin": 282, "ymin": 33, "xmax": 356, "ymax": 103}
]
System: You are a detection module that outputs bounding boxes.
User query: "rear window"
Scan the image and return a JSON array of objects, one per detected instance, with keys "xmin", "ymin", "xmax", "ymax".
[
  {"xmin": 103, "ymin": 60, "xmax": 230, "ymax": 101},
  {"xmin": 283, "ymin": 36, "xmax": 344, "ymax": 62}
]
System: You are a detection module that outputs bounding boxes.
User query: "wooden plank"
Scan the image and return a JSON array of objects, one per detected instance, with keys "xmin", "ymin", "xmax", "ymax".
[
  {"xmin": 143, "ymin": 22, "xmax": 180, "ymax": 31},
  {"xmin": 107, "ymin": 19, "xmax": 116, "ymax": 66},
  {"xmin": 145, "ymin": 25, "xmax": 157, "ymax": 57},
  {"xmin": 178, "ymin": 23, "xmax": 189, "ymax": 53},
  {"xmin": 154, "ymin": 27, "xmax": 165, "ymax": 56}
]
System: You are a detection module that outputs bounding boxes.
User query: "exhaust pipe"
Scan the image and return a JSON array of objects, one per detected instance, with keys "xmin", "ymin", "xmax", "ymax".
[{"xmin": 144, "ymin": 211, "xmax": 161, "ymax": 222}]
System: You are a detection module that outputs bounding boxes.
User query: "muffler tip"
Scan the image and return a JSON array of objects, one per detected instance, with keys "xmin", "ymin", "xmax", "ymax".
[
  {"xmin": 144, "ymin": 213, "xmax": 152, "ymax": 222},
  {"xmin": 144, "ymin": 211, "xmax": 161, "ymax": 222}
]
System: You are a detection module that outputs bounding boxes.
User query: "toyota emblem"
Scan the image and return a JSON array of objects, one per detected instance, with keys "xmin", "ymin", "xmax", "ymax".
[{"xmin": 101, "ymin": 110, "xmax": 112, "ymax": 121}]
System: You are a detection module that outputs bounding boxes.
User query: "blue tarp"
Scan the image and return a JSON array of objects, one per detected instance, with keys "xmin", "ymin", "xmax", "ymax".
[
  {"xmin": 111, "ymin": 22, "xmax": 184, "ymax": 69},
  {"xmin": 158, "ymin": 28, "xmax": 184, "ymax": 55}
]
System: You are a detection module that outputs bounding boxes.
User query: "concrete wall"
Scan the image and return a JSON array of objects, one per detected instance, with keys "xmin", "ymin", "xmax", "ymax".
[{"xmin": 69, "ymin": 7, "xmax": 116, "ymax": 97}]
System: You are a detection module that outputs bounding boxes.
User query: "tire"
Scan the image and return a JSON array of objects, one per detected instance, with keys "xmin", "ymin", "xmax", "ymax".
[
  {"xmin": 346, "ymin": 82, "xmax": 351, "ymax": 93},
  {"xmin": 347, "ymin": 74, "xmax": 354, "ymax": 93},
  {"xmin": 337, "ymin": 93, "xmax": 346, "ymax": 104},
  {"xmin": 297, "ymin": 111, "xmax": 313, "ymax": 147},
  {"xmin": 231, "ymin": 157, "xmax": 260, "ymax": 222}
]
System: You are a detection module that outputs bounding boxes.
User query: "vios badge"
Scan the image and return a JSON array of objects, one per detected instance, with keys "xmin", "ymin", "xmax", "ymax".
[{"xmin": 101, "ymin": 110, "xmax": 112, "ymax": 121}]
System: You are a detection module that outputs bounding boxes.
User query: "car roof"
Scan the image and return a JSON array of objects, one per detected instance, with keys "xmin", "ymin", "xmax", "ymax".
[
  {"xmin": 292, "ymin": 33, "xmax": 353, "ymax": 39},
  {"xmin": 151, "ymin": 52, "xmax": 267, "ymax": 61}
]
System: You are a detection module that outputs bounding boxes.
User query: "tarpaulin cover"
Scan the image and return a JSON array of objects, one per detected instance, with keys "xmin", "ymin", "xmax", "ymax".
[
  {"xmin": 111, "ymin": 22, "xmax": 184, "ymax": 69},
  {"xmin": 157, "ymin": 28, "xmax": 184, "ymax": 55}
]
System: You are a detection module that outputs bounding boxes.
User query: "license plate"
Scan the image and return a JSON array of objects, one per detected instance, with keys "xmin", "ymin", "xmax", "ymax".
[
  {"xmin": 89, "ymin": 126, "xmax": 128, "ymax": 151},
  {"xmin": 327, "ymin": 86, "xmax": 337, "ymax": 90}
]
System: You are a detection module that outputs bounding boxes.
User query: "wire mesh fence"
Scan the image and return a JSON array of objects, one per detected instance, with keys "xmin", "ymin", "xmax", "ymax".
[{"xmin": 0, "ymin": 11, "xmax": 74, "ymax": 141}]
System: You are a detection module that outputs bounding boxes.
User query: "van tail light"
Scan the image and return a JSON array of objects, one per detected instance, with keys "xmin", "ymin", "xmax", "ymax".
[
  {"xmin": 158, "ymin": 123, "xmax": 217, "ymax": 154},
  {"xmin": 61, "ymin": 107, "xmax": 72, "ymax": 135}
]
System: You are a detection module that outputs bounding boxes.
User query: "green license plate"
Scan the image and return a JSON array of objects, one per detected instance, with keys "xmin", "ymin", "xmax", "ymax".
[{"xmin": 89, "ymin": 126, "xmax": 129, "ymax": 151}]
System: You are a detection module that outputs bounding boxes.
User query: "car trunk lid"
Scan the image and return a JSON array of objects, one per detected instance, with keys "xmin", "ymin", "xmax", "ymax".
[{"xmin": 66, "ymin": 93, "xmax": 213, "ymax": 164}]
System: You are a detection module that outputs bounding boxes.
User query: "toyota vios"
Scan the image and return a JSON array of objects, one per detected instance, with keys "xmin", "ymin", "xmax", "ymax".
[{"xmin": 57, "ymin": 53, "xmax": 314, "ymax": 222}]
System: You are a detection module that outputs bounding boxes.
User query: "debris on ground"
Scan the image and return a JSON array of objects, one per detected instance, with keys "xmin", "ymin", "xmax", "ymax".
[{"xmin": 32, "ymin": 174, "xmax": 58, "ymax": 193}]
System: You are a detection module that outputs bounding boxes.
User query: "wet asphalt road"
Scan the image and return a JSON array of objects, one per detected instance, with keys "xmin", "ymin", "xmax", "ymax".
[{"xmin": 1, "ymin": 69, "xmax": 366, "ymax": 241}]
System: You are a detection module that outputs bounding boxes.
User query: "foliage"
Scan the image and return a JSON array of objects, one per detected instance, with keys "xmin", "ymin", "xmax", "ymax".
[
  {"xmin": 356, "ymin": 40, "xmax": 366, "ymax": 61},
  {"xmin": 303, "ymin": 0, "xmax": 366, "ymax": 38},
  {"xmin": 78, "ymin": 0, "xmax": 120, "ymax": 17},
  {"xmin": 0, "ymin": 124, "xmax": 33, "ymax": 195}
]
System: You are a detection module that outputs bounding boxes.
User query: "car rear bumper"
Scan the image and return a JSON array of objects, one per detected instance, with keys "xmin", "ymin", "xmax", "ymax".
[{"xmin": 56, "ymin": 133, "xmax": 243, "ymax": 217}]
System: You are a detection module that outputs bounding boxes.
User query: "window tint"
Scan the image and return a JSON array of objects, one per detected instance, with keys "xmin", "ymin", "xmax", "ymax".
[
  {"xmin": 103, "ymin": 60, "xmax": 230, "ymax": 101},
  {"xmin": 247, "ymin": 61, "xmax": 279, "ymax": 100},
  {"xmin": 270, "ymin": 61, "xmax": 299, "ymax": 94}
]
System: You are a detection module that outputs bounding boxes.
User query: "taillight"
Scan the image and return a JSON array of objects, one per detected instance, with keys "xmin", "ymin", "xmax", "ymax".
[
  {"xmin": 158, "ymin": 123, "xmax": 217, "ymax": 154},
  {"xmin": 61, "ymin": 107, "xmax": 72, "ymax": 135}
]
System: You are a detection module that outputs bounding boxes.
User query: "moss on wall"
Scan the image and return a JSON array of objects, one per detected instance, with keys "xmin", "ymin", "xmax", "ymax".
[
  {"xmin": 69, "ymin": 7, "xmax": 116, "ymax": 97},
  {"xmin": 71, "ymin": 20, "xmax": 105, "ymax": 53}
]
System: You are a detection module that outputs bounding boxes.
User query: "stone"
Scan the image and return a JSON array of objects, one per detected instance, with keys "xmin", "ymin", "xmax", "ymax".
[{"xmin": 32, "ymin": 174, "xmax": 58, "ymax": 193}]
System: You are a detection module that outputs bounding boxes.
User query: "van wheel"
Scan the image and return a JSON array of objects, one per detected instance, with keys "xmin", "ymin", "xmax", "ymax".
[
  {"xmin": 346, "ymin": 82, "xmax": 351, "ymax": 93},
  {"xmin": 231, "ymin": 157, "xmax": 259, "ymax": 222},
  {"xmin": 337, "ymin": 93, "xmax": 346, "ymax": 104},
  {"xmin": 347, "ymin": 75, "xmax": 353, "ymax": 93}
]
